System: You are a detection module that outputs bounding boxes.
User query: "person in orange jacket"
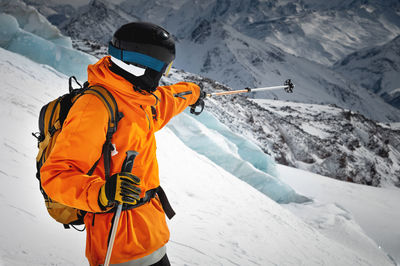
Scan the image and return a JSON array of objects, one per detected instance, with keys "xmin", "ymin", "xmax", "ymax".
[{"xmin": 40, "ymin": 22, "xmax": 205, "ymax": 265}]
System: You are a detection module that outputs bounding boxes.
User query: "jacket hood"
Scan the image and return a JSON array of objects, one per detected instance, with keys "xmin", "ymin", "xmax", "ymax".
[{"xmin": 87, "ymin": 56, "xmax": 160, "ymax": 106}]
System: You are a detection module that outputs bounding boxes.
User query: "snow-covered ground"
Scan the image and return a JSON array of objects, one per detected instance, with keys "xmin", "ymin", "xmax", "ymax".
[
  {"xmin": 0, "ymin": 37, "xmax": 400, "ymax": 266},
  {"xmin": 0, "ymin": 2, "xmax": 400, "ymax": 265},
  {"xmin": 280, "ymin": 165, "xmax": 400, "ymax": 265}
]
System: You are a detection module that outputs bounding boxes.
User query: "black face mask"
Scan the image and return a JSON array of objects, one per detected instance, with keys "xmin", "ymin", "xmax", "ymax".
[{"xmin": 109, "ymin": 60, "xmax": 163, "ymax": 93}]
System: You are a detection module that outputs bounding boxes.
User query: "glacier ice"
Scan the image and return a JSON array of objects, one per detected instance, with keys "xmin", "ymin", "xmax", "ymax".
[
  {"xmin": 192, "ymin": 110, "xmax": 277, "ymax": 176},
  {"xmin": 168, "ymin": 111, "xmax": 310, "ymax": 204},
  {"xmin": 0, "ymin": 13, "xmax": 96, "ymax": 81},
  {"xmin": 0, "ymin": 0, "xmax": 71, "ymax": 48}
]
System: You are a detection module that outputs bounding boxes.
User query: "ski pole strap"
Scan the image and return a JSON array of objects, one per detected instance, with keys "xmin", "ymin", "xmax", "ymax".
[
  {"xmin": 190, "ymin": 99, "xmax": 205, "ymax": 115},
  {"xmin": 104, "ymin": 186, "xmax": 176, "ymax": 219}
]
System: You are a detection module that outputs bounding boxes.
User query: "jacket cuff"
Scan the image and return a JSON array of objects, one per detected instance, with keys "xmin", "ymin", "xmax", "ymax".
[
  {"xmin": 87, "ymin": 179, "xmax": 106, "ymax": 213},
  {"xmin": 188, "ymin": 82, "xmax": 201, "ymax": 106}
]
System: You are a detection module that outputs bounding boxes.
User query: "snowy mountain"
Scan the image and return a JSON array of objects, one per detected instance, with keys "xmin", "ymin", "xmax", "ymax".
[
  {"xmin": 23, "ymin": 0, "xmax": 400, "ymax": 122},
  {"xmin": 334, "ymin": 35, "xmax": 400, "ymax": 109},
  {"xmin": 119, "ymin": 0, "xmax": 400, "ymax": 66},
  {"xmin": 236, "ymin": 0, "xmax": 400, "ymax": 65},
  {"xmin": 1, "ymin": 2, "xmax": 400, "ymax": 265},
  {"xmin": 61, "ymin": 0, "xmax": 138, "ymax": 44}
]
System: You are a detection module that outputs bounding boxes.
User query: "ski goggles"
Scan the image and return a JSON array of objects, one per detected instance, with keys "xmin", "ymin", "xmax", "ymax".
[{"xmin": 109, "ymin": 43, "xmax": 173, "ymax": 76}]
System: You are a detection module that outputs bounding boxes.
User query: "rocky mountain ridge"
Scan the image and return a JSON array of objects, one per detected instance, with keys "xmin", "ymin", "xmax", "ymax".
[
  {"xmin": 334, "ymin": 35, "xmax": 400, "ymax": 109},
  {"xmin": 164, "ymin": 72, "xmax": 400, "ymax": 187}
]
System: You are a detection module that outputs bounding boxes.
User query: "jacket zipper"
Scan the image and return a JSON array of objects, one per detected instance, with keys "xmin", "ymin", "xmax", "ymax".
[
  {"xmin": 140, "ymin": 105, "xmax": 151, "ymax": 130},
  {"xmin": 174, "ymin": 90, "xmax": 192, "ymax": 100}
]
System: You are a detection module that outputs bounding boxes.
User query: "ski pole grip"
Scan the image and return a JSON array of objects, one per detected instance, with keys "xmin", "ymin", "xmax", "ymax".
[
  {"xmin": 284, "ymin": 79, "xmax": 294, "ymax": 93},
  {"xmin": 121, "ymin": 150, "xmax": 139, "ymax": 172}
]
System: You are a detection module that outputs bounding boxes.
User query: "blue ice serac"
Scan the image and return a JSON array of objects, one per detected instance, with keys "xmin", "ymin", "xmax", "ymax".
[
  {"xmin": 169, "ymin": 110, "xmax": 310, "ymax": 204},
  {"xmin": 0, "ymin": 13, "xmax": 96, "ymax": 81}
]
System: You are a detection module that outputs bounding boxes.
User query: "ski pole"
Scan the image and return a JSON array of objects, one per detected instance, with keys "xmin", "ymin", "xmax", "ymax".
[
  {"xmin": 206, "ymin": 79, "xmax": 294, "ymax": 98},
  {"xmin": 104, "ymin": 150, "xmax": 139, "ymax": 266}
]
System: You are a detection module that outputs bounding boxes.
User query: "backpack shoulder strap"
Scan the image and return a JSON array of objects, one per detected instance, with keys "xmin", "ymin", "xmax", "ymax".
[
  {"xmin": 83, "ymin": 85, "xmax": 121, "ymax": 136},
  {"xmin": 83, "ymin": 85, "xmax": 123, "ymax": 179}
]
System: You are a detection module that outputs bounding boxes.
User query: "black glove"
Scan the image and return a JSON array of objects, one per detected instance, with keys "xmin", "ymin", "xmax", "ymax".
[
  {"xmin": 190, "ymin": 84, "xmax": 206, "ymax": 115},
  {"xmin": 99, "ymin": 172, "xmax": 141, "ymax": 209}
]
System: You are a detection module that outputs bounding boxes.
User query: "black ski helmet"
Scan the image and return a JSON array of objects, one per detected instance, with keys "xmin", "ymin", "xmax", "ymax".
[
  {"xmin": 108, "ymin": 22, "xmax": 175, "ymax": 92},
  {"xmin": 109, "ymin": 22, "xmax": 175, "ymax": 73}
]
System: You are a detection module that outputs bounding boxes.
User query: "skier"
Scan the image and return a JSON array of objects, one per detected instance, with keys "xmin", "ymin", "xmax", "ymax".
[{"xmin": 40, "ymin": 22, "xmax": 205, "ymax": 265}]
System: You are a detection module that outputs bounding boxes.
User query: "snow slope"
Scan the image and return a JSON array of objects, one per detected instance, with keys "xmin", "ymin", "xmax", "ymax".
[
  {"xmin": 280, "ymin": 165, "xmax": 400, "ymax": 264},
  {"xmin": 0, "ymin": 43, "xmax": 399, "ymax": 265}
]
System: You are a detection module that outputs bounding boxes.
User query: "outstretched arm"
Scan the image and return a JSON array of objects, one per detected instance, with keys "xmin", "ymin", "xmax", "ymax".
[{"xmin": 154, "ymin": 82, "xmax": 201, "ymax": 131}]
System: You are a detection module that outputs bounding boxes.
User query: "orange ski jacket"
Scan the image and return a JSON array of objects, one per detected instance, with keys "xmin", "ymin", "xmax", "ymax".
[{"xmin": 40, "ymin": 56, "xmax": 200, "ymax": 265}]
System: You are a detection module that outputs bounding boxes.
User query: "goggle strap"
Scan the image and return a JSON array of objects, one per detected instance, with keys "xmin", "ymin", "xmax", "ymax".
[
  {"xmin": 164, "ymin": 61, "xmax": 173, "ymax": 76},
  {"xmin": 108, "ymin": 43, "xmax": 167, "ymax": 72}
]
